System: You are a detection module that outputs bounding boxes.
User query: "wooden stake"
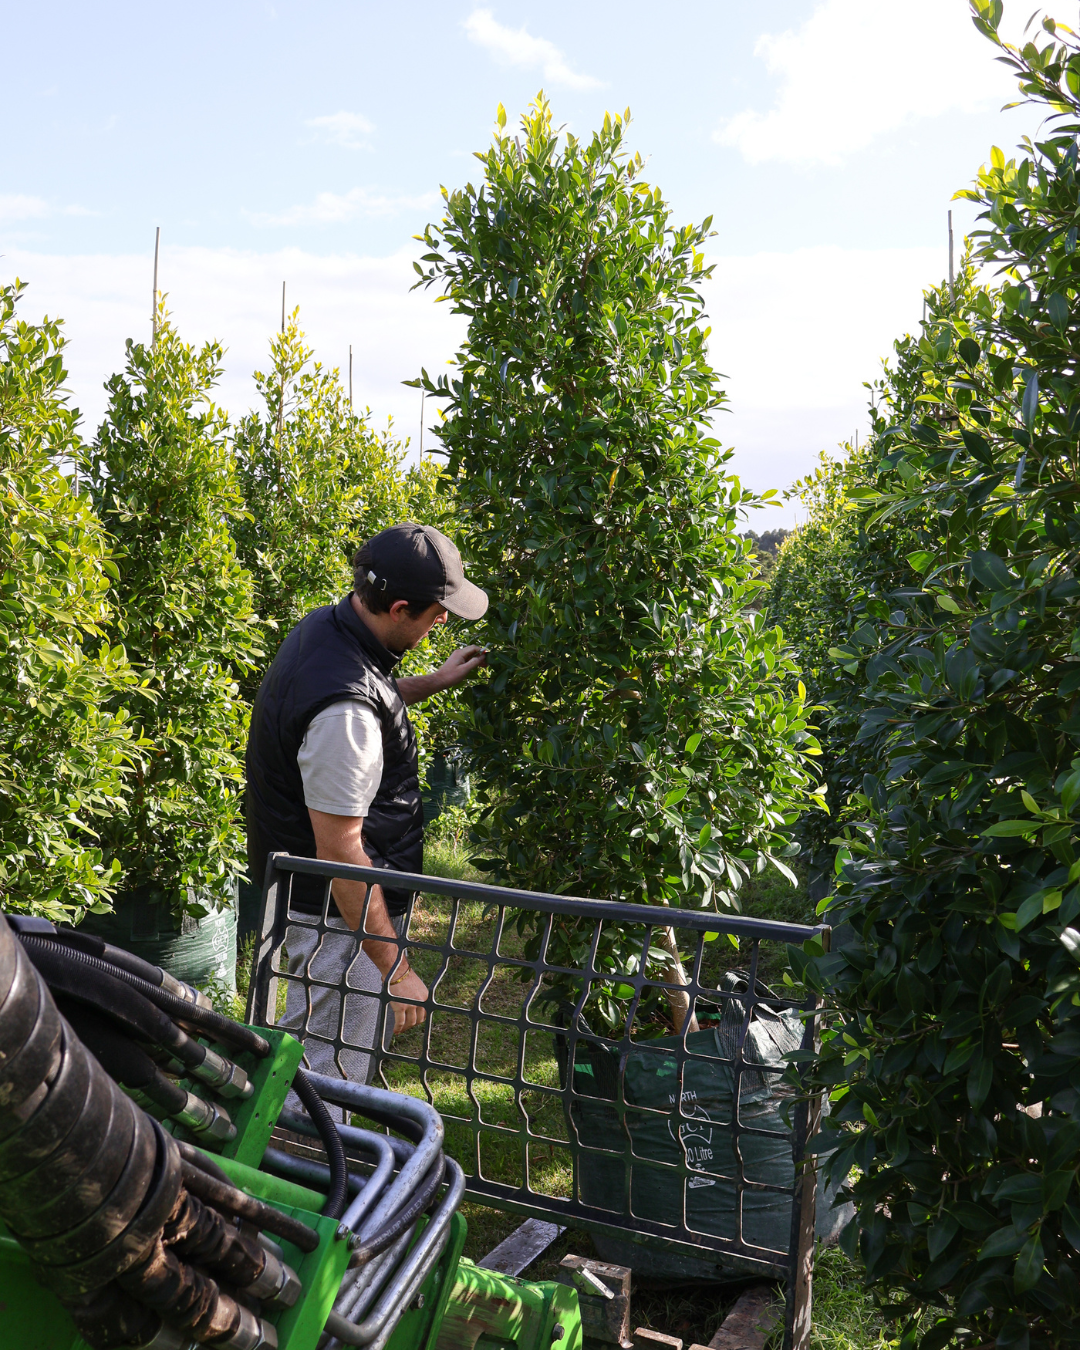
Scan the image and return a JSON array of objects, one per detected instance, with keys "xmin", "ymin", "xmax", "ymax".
[
  {"xmin": 948, "ymin": 210, "xmax": 955, "ymax": 307},
  {"xmin": 152, "ymin": 226, "xmax": 160, "ymax": 344}
]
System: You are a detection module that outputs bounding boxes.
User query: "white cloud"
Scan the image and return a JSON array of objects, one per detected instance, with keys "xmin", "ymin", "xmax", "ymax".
[
  {"xmin": 702, "ymin": 243, "xmax": 943, "ymax": 524},
  {"xmin": 463, "ymin": 8, "xmax": 602, "ymax": 91},
  {"xmin": 0, "ymin": 195, "xmax": 94, "ymax": 224},
  {"xmin": 247, "ymin": 187, "xmax": 439, "ymax": 227},
  {"xmin": 715, "ymin": 0, "xmax": 1020, "ymax": 167},
  {"xmin": 305, "ymin": 111, "xmax": 375, "ymax": 150},
  {"xmin": 0, "ymin": 195, "xmax": 50, "ymax": 223}
]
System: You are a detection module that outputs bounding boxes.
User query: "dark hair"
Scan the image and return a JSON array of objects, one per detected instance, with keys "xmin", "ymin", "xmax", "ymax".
[{"xmin": 352, "ymin": 542, "xmax": 432, "ymax": 618}]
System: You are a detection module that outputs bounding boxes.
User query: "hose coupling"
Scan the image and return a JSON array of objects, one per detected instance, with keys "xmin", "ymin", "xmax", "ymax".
[
  {"xmin": 133, "ymin": 1322, "xmax": 198, "ymax": 1350},
  {"xmin": 176, "ymin": 1091, "xmax": 237, "ymax": 1142},
  {"xmin": 158, "ymin": 969, "xmax": 215, "ymax": 1011},
  {"xmin": 243, "ymin": 1250, "xmax": 302, "ymax": 1309},
  {"xmin": 191, "ymin": 1047, "xmax": 253, "ymax": 1099},
  {"xmin": 219, "ymin": 1305, "xmax": 279, "ymax": 1350}
]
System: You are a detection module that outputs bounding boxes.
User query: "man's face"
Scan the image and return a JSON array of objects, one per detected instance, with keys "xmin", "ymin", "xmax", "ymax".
[{"xmin": 388, "ymin": 601, "xmax": 448, "ymax": 652}]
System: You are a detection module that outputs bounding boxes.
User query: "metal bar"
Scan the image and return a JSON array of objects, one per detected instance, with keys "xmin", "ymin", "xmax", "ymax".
[
  {"xmin": 302, "ymin": 1073, "xmax": 443, "ymax": 1240},
  {"xmin": 266, "ymin": 854, "xmax": 827, "ymax": 943},
  {"xmin": 327, "ymin": 1158, "xmax": 466, "ymax": 1346}
]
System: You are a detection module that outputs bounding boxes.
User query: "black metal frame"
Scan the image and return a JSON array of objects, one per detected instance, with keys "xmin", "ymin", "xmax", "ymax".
[{"xmin": 247, "ymin": 853, "xmax": 830, "ymax": 1350}]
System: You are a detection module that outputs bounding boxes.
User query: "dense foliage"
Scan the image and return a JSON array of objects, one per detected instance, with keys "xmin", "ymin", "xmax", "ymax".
[
  {"xmin": 413, "ymin": 98, "xmax": 823, "ymax": 1025},
  {"xmin": 85, "ymin": 312, "xmax": 263, "ymax": 917},
  {"xmin": 794, "ymin": 9, "xmax": 1080, "ymax": 1345},
  {"xmin": 0, "ymin": 282, "xmax": 137, "ymax": 920}
]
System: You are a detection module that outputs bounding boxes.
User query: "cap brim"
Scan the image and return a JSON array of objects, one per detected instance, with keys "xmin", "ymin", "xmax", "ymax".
[{"xmin": 442, "ymin": 578, "xmax": 489, "ymax": 621}]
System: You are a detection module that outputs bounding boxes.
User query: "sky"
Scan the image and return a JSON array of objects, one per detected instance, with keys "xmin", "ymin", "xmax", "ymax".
[{"xmin": 1, "ymin": 0, "xmax": 1048, "ymax": 527}]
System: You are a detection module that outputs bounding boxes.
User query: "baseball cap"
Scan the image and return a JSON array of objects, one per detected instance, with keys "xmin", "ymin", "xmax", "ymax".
[{"xmin": 363, "ymin": 523, "xmax": 489, "ymax": 621}]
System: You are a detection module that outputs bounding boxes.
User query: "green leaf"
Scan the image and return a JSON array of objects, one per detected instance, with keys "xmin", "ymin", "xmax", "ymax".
[
  {"xmin": 684, "ymin": 732, "xmax": 702, "ymax": 754},
  {"xmin": 927, "ymin": 1213, "xmax": 959, "ymax": 1260},
  {"xmin": 1022, "ymin": 370, "xmax": 1039, "ymax": 428},
  {"xmin": 982, "ymin": 820, "xmax": 1038, "ymax": 837},
  {"xmin": 971, "ymin": 549, "xmax": 1017, "ymax": 591},
  {"xmin": 979, "ymin": 1225, "xmax": 1027, "ymax": 1259},
  {"xmin": 662, "ymin": 786, "xmax": 688, "ymax": 809},
  {"xmin": 1014, "ymin": 1233, "xmax": 1044, "ymax": 1293},
  {"xmin": 967, "ymin": 1055, "xmax": 993, "ymax": 1108}
]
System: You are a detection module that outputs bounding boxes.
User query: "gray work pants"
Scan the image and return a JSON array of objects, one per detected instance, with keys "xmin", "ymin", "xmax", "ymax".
[{"xmin": 281, "ymin": 908, "xmax": 408, "ymax": 1120}]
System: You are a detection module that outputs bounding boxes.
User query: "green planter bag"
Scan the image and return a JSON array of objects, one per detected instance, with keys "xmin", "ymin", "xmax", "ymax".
[
  {"xmin": 558, "ymin": 972, "xmax": 850, "ymax": 1281},
  {"xmin": 80, "ymin": 884, "xmax": 238, "ymax": 991}
]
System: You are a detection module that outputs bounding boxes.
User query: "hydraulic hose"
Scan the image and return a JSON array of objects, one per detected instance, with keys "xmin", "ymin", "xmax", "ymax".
[
  {"xmin": 346, "ymin": 1155, "xmax": 447, "ymax": 1267},
  {"xmin": 292, "ymin": 1067, "xmax": 350, "ymax": 1220},
  {"xmin": 7, "ymin": 914, "xmax": 211, "ymax": 1008},
  {"xmin": 0, "ymin": 915, "xmax": 283, "ymax": 1350},
  {"xmin": 16, "ymin": 932, "xmax": 268, "ymax": 1058},
  {"xmin": 178, "ymin": 1156, "xmax": 320, "ymax": 1254}
]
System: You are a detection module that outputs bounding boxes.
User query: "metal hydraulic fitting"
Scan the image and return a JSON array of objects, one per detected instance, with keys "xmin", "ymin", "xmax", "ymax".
[
  {"xmin": 190, "ymin": 1047, "xmax": 253, "ymax": 1099},
  {"xmin": 159, "ymin": 969, "xmax": 215, "ymax": 1011},
  {"xmin": 176, "ymin": 1091, "xmax": 237, "ymax": 1142},
  {"xmin": 134, "ymin": 1323, "xmax": 198, "ymax": 1350},
  {"xmin": 219, "ymin": 1306, "xmax": 278, "ymax": 1350},
  {"xmin": 243, "ymin": 1249, "xmax": 302, "ymax": 1309}
]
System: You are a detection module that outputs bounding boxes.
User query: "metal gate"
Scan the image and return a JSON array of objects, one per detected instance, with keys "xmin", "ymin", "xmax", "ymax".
[{"xmin": 246, "ymin": 852, "xmax": 831, "ymax": 1349}]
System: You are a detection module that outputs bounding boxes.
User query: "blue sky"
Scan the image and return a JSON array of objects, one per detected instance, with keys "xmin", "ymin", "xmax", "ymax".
[{"xmin": 2, "ymin": 0, "xmax": 1044, "ymax": 525}]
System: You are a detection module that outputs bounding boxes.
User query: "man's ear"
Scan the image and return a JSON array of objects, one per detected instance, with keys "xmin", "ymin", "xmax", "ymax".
[{"xmin": 387, "ymin": 599, "xmax": 412, "ymax": 622}]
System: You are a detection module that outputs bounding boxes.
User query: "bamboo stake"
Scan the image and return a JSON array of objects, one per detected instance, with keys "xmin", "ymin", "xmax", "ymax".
[
  {"xmin": 948, "ymin": 210, "xmax": 955, "ymax": 308},
  {"xmin": 277, "ymin": 281, "xmax": 286, "ymax": 439},
  {"xmin": 349, "ymin": 344, "xmax": 353, "ymax": 408},
  {"xmin": 419, "ymin": 389, "xmax": 425, "ymax": 459},
  {"xmin": 152, "ymin": 226, "xmax": 160, "ymax": 344}
]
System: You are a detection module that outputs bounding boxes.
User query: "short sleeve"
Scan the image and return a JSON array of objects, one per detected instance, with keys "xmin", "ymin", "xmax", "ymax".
[{"xmin": 297, "ymin": 701, "xmax": 384, "ymax": 817}]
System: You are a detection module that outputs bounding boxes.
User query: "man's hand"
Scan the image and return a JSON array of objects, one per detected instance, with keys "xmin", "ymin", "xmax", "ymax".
[
  {"xmin": 398, "ymin": 645, "xmax": 488, "ymax": 706},
  {"xmin": 388, "ymin": 965, "xmax": 429, "ymax": 1036},
  {"xmin": 437, "ymin": 645, "xmax": 487, "ymax": 689}
]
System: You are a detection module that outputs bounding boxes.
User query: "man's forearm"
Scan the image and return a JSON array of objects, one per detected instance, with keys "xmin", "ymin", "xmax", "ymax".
[
  {"xmin": 396, "ymin": 671, "xmax": 447, "ymax": 706},
  {"xmin": 308, "ymin": 809, "xmax": 407, "ymax": 978}
]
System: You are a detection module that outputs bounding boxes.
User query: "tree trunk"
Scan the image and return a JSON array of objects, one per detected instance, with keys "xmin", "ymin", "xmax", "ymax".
[{"xmin": 658, "ymin": 927, "xmax": 700, "ymax": 1035}]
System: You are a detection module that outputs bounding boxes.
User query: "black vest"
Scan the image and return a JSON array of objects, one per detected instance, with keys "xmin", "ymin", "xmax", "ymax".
[{"xmin": 246, "ymin": 596, "xmax": 423, "ymax": 916}]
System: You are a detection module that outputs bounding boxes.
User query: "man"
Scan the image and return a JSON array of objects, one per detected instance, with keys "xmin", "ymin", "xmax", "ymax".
[{"xmin": 246, "ymin": 522, "xmax": 488, "ymax": 1088}]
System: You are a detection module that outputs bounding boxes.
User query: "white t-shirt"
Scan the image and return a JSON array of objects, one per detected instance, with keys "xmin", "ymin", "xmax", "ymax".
[{"xmin": 297, "ymin": 701, "xmax": 384, "ymax": 817}]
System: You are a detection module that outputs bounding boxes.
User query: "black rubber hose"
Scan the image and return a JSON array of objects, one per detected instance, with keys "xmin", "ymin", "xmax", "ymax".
[
  {"xmin": 178, "ymin": 1159, "xmax": 320, "ymax": 1254},
  {"xmin": 19, "ymin": 937, "xmax": 208, "ymax": 1072},
  {"xmin": 349, "ymin": 1154, "xmax": 447, "ymax": 1266},
  {"xmin": 16, "ymin": 935, "xmax": 268, "ymax": 1058},
  {"xmin": 174, "ymin": 1139, "xmax": 231, "ymax": 1184},
  {"xmin": 59, "ymin": 1001, "xmax": 188, "ymax": 1115},
  {"xmin": 292, "ymin": 1068, "xmax": 349, "ymax": 1220}
]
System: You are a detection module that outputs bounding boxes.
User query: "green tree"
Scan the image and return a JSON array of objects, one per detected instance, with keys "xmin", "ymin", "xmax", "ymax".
[
  {"xmin": 0, "ymin": 281, "xmax": 137, "ymax": 921},
  {"xmin": 798, "ymin": 9, "xmax": 1080, "ymax": 1344},
  {"xmin": 413, "ymin": 98, "xmax": 823, "ymax": 1027},
  {"xmin": 85, "ymin": 309, "xmax": 262, "ymax": 917},
  {"xmin": 231, "ymin": 310, "xmax": 460, "ymax": 761}
]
